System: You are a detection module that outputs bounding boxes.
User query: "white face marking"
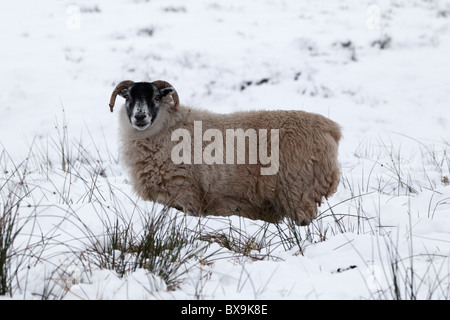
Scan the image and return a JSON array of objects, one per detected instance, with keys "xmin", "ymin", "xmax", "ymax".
[{"xmin": 131, "ymin": 100, "xmax": 152, "ymax": 131}]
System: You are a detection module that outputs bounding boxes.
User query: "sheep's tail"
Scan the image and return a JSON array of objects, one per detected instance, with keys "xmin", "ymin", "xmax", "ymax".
[
  {"xmin": 319, "ymin": 120, "xmax": 341, "ymax": 198},
  {"xmin": 328, "ymin": 120, "xmax": 342, "ymax": 144},
  {"xmin": 314, "ymin": 131, "xmax": 341, "ymax": 200}
]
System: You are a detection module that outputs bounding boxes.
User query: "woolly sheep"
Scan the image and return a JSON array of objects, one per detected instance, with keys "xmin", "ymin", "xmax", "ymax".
[{"xmin": 109, "ymin": 80, "xmax": 341, "ymax": 225}]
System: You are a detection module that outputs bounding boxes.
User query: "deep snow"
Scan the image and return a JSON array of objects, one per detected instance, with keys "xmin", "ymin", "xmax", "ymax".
[{"xmin": 0, "ymin": 0, "xmax": 449, "ymax": 300}]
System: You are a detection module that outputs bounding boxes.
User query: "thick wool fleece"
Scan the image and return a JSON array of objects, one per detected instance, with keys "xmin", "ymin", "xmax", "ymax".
[{"xmin": 119, "ymin": 97, "xmax": 341, "ymax": 225}]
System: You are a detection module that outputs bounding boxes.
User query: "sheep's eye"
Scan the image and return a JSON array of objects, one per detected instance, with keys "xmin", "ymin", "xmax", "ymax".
[
  {"xmin": 155, "ymin": 95, "xmax": 161, "ymax": 101},
  {"xmin": 124, "ymin": 94, "xmax": 130, "ymax": 100}
]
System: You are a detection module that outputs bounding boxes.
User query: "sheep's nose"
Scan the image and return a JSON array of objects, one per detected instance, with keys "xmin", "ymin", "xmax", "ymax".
[{"xmin": 135, "ymin": 114, "xmax": 146, "ymax": 121}]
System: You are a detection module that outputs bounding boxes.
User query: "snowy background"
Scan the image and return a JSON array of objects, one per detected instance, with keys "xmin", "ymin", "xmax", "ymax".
[{"xmin": 0, "ymin": 0, "xmax": 449, "ymax": 299}]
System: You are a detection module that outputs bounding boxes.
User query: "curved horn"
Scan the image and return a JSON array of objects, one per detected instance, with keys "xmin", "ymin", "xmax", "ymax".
[
  {"xmin": 152, "ymin": 80, "xmax": 180, "ymax": 112},
  {"xmin": 109, "ymin": 80, "xmax": 135, "ymax": 112}
]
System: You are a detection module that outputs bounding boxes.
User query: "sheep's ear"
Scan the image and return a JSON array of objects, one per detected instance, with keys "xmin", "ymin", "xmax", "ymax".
[
  {"xmin": 152, "ymin": 80, "xmax": 179, "ymax": 112},
  {"xmin": 109, "ymin": 80, "xmax": 134, "ymax": 112},
  {"xmin": 160, "ymin": 87, "xmax": 174, "ymax": 97},
  {"xmin": 118, "ymin": 88, "xmax": 130, "ymax": 99}
]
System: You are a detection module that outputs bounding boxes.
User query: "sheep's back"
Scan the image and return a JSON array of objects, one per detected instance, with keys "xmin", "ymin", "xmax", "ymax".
[{"xmin": 193, "ymin": 109, "xmax": 341, "ymax": 210}]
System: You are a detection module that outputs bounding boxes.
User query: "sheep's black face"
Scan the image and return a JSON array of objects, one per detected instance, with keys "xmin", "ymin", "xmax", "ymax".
[{"xmin": 119, "ymin": 82, "xmax": 173, "ymax": 131}]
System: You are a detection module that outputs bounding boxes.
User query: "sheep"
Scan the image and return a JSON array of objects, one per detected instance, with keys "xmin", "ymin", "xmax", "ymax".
[{"xmin": 109, "ymin": 80, "xmax": 341, "ymax": 225}]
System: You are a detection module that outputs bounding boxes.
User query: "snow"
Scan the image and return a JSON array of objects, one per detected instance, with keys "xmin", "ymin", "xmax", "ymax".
[{"xmin": 1, "ymin": 0, "xmax": 449, "ymax": 300}]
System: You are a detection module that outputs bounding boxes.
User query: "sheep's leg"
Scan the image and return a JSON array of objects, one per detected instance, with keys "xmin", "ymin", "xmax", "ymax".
[
  {"xmin": 273, "ymin": 187, "xmax": 316, "ymax": 226},
  {"xmin": 293, "ymin": 197, "xmax": 318, "ymax": 226}
]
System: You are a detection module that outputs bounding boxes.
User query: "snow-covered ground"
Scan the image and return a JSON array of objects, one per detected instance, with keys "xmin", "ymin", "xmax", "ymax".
[{"xmin": 1, "ymin": 0, "xmax": 449, "ymax": 299}]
